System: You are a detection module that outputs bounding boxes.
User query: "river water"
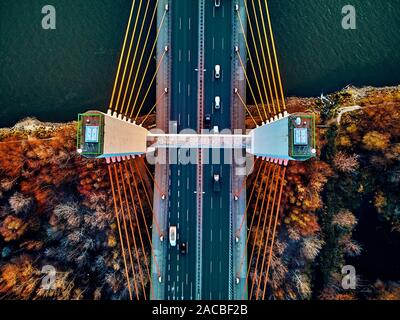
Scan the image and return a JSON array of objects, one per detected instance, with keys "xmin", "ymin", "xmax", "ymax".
[{"xmin": 0, "ymin": 0, "xmax": 399, "ymax": 127}]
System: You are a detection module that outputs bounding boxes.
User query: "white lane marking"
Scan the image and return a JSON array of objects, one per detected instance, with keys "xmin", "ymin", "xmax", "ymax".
[
  {"xmin": 187, "ymin": 208, "xmax": 189, "ymax": 222},
  {"xmin": 188, "ymin": 50, "xmax": 191, "ymax": 62},
  {"xmin": 187, "ymin": 83, "xmax": 191, "ymax": 97},
  {"xmin": 186, "ymin": 274, "xmax": 188, "ymax": 285},
  {"xmin": 212, "ymin": 37, "xmax": 215, "ymax": 50},
  {"xmin": 187, "ymin": 177, "xmax": 189, "ymax": 189},
  {"xmin": 210, "ymin": 261, "xmax": 213, "ymax": 273},
  {"xmin": 222, "ymin": 38, "xmax": 225, "ymax": 50},
  {"xmin": 211, "ymin": 196, "xmax": 213, "ymax": 209},
  {"xmin": 188, "ymin": 18, "xmax": 191, "ymax": 30},
  {"xmin": 179, "ymin": 18, "xmax": 182, "ymax": 30},
  {"xmin": 211, "ymin": 229, "xmax": 213, "ymax": 242},
  {"xmin": 179, "ymin": 49, "xmax": 181, "ymax": 62},
  {"xmin": 220, "ymin": 229, "xmax": 222, "ymax": 242},
  {"xmin": 179, "ymin": 81, "xmax": 181, "ymax": 94},
  {"xmin": 187, "ymin": 113, "xmax": 190, "ymax": 127},
  {"xmin": 219, "ymin": 261, "xmax": 222, "ymax": 273}
]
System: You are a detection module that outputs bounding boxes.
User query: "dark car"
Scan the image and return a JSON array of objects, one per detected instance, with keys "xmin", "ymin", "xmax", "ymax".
[
  {"xmin": 204, "ymin": 114, "xmax": 211, "ymax": 129},
  {"xmin": 213, "ymin": 173, "xmax": 221, "ymax": 192},
  {"xmin": 180, "ymin": 242, "xmax": 187, "ymax": 255}
]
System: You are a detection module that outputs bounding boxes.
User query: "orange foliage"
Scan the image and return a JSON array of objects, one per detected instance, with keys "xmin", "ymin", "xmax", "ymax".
[{"xmin": 0, "ymin": 215, "xmax": 28, "ymax": 242}]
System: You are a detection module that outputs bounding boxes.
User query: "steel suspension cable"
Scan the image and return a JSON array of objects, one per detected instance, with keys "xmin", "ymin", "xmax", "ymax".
[
  {"xmin": 234, "ymin": 157, "xmax": 258, "ymax": 199},
  {"xmin": 114, "ymin": 166, "xmax": 144, "ymax": 300},
  {"xmin": 132, "ymin": 11, "xmax": 167, "ymax": 121},
  {"xmin": 249, "ymin": 0, "xmax": 277, "ymax": 116},
  {"xmin": 236, "ymin": 9, "xmax": 268, "ymax": 123},
  {"xmin": 109, "ymin": 0, "xmax": 136, "ymax": 111},
  {"xmin": 236, "ymin": 158, "xmax": 264, "ymax": 236},
  {"xmin": 262, "ymin": 166, "xmax": 287, "ymax": 300},
  {"xmin": 123, "ymin": 162, "xmax": 152, "ymax": 299},
  {"xmin": 130, "ymin": 160, "xmax": 162, "ymax": 277},
  {"xmin": 132, "ymin": 159, "xmax": 162, "ymax": 238},
  {"xmin": 264, "ymin": 0, "xmax": 286, "ymax": 111},
  {"xmin": 141, "ymin": 157, "xmax": 165, "ymax": 197},
  {"xmin": 250, "ymin": 165, "xmax": 281, "ymax": 299},
  {"xmin": 236, "ymin": 91, "xmax": 258, "ymax": 127},
  {"xmin": 115, "ymin": 0, "xmax": 145, "ymax": 114},
  {"xmin": 134, "ymin": 48, "xmax": 167, "ymax": 122},
  {"xmin": 127, "ymin": 3, "xmax": 165, "ymax": 118},
  {"xmin": 243, "ymin": 0, "xmax": 273, "ymax": 118},
  {"xmin": 108, "ymin": 165, "xmax": 134, "ymax": 300},
  {"xmin": 235, "ymin": 51, "xmax": 264, "ymax": 122},
  {"xmin": 245, "ymin": 165, "xmax": 277, "ymax": 300},
  {"xmin": 258, "ymin": 0, "xmax": 282, "ymax": 114},
  {"xmin": 237, "ymin": 162, "xmax": 271, "ymax": 284},
  {"xmin": 140, "ymin": 91, "xmax": 166, "ymax": 127}
]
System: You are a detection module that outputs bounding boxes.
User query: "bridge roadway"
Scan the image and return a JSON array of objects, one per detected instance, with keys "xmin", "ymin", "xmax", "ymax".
[
  {"xmin": 202, "ymin": 0, "xmax": 233, "ymax": 300},
  {"xmin": 165, "ymin": 0, "xmax": 198, "ymax": 300},
  {"xmin": 163, "ymin": 0, "xmax": 238, "ymax": 300}
]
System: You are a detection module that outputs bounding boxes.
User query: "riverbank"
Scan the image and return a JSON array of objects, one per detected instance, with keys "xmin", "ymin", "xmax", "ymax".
[{"xmin": 0, "ymin": 85, "xmax": 399, "ymax": 300}]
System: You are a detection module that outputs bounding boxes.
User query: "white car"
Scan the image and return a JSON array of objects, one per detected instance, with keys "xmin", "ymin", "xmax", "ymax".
[
  {"xmin": 214, "ymin": 96, "xmax": 221, "ymax": 109},
  {"xmin": 214, "ymin": 65, "xmax": 221, "ymax": 79},
  {"xmin": 215, "ymin": 0, "xmax": 221, "ymax": 7},
  {"xmin": 213, "ymin": 126, "xmax": 219, "ymax": 134},
  {"xmin": 169, "ymin": 226, "xmax": 177, "ymax": 247}
]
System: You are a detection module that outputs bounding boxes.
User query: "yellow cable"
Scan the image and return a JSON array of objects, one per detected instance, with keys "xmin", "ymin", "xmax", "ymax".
[
  {"xmin": 243, "ymin": 0, "xmax": 271, "ymax": 118},
  {"xmin": 258, "ymin": 0, "xmax": 281, "ymax": 114},
  {"xmin": 237, "ymin": 91, "xmax": 258, "ymax": 127},
  {"xmin": 140, "ymin": 91, "xmax": 166, "ymax": 126},
  {"xmin": 109, "ymin": 0, "xmax": 136, "ymax": 111},
  {"xmin": 114, "ymin": 0, "xmax": 144, "ymax": 113},
  {"xmin": 250, "ymin": 0, "xmax": 277, "ymax": 116},
  {"xmin": 134, "ymin": 50, "xmax": 166, "ymax": 121},
  {"xmin": 236, "ymin": 9, "xmax": 267, "ymax": 122},
  {"xmin": 131, "ymin": 9, "xmax": 167, "ymax": 119},
  {"xmin": 126, "ymin": 1, "xmax": 161, "ymax": 117},
  {"xmin": 119, "ymin": 0, "xmax": 149, "ymax": 115},
  {"xmin": 236, "ymin": 51, "xmax": 263, "ymax": 121},
  {"xmin": 265, "ymin": 0, "xmax": 286, "ymax": 110}
]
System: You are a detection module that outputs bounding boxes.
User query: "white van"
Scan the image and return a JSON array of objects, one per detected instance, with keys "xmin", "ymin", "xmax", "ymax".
[
  {"xmin": 214, "ymin": 96, "xmax": 221, "ymax": 109},
  {"xmin": 215, "ymin": 65, "xmax": 221, "ymax": 79},
  {"xmin": 169, "ymin": 226, "xmax": 177, "ymax": 247}
]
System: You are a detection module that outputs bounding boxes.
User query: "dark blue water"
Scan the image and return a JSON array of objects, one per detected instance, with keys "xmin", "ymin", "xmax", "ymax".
[{"xmin": 0, "ymin": 0, "xmax": 399, "ymax": 127}]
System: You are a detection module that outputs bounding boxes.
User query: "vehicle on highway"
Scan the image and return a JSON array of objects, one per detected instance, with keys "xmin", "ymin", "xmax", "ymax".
[
  {"xmin": 214, "ymin": 96, "xmax": 221, "ymax": 109},
  {"xmin": 213, "ymin": 174, "xmax": 221, "ymax": 192},
  {"xmin": 169, "ymin": 226, "xmax": 177, "ymax": 247},
  {"xmin": 213, "ymin": 126, "xmax": 219, "ymax": 134},
  {"xmin": 205, "ymin": 114, "xmax": 211, "ymax": 129},
  {"xmin": 215, "ymin": 0, "xmax": 221, "ymax": 7},
  {"xmin": 214, "ymin": 65, "xmax": 221, "ymax": 79},
  {"xmin": 180, "ymin": 242, "xmax": 187, "ymax": 255}
]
